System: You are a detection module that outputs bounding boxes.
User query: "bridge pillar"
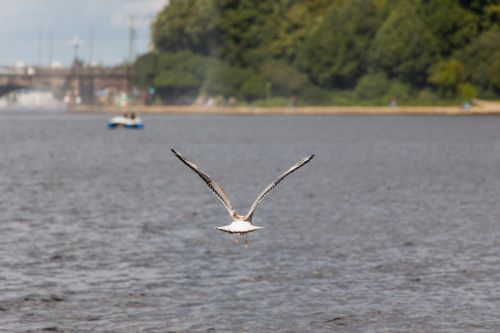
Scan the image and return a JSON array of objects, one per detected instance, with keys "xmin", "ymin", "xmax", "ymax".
[{"xmin": 79, "ymin": 76, "xmax": 95, "ymax": 105}]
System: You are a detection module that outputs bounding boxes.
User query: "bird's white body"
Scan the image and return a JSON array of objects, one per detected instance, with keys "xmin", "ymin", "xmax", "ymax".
[{"xmin": 216, "ymin": 220, "xmax": 263, "ymax": 234}]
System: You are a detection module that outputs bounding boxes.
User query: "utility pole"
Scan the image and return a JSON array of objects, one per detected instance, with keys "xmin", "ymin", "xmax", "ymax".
[
  {"xmin": 37, "ymin": 24, "xmax": 42, "ymax": 66},
  {"xmin": 88, "ymin": 26, "xmax": 94, "ymax": 65},
  {"xmin": 128, "ymin": 15, "xmax": 137, "ymax": 64},
  {"xmin": 69, "ymin": 35, "xmax": 83, "ymax": 64},
  {"xmin": 48, "ymin": 24, "xmax": 52, "ymax": 67}
]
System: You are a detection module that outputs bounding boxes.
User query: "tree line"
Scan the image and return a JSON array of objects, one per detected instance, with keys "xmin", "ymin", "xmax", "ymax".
[{"xmin": 135, "ymin": 0, "xmax": 500, "ymax": 105}]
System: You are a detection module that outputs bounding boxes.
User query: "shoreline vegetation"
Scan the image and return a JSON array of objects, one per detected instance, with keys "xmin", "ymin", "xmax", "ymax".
[
  {"xmin": 132, "ymin": 1, "xmax": 500, "ymax": 108},
  {"xmin": 71, "ymin": 99, "xmax": 500, "ymax": 116}
]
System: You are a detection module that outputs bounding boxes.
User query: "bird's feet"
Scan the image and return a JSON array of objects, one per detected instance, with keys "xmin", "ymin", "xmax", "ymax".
[{"xmin": 233, "ymin": 236, "xmax": 239, "ymax": 244}]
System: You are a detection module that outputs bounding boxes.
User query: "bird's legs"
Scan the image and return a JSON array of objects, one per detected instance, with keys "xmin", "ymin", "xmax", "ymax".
[
  {"xmin": 244, "ymin": 235, "xmax": 249, "ymax": 248},
  {"xmin": 233, "ymin": 235, "xmax": 239, "ymax": 244}
]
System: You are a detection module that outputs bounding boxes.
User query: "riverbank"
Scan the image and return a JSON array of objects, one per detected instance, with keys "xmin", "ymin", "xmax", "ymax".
[{"xmin": 70, "ymin": 99, "xmax": 500, "ymax": 115}]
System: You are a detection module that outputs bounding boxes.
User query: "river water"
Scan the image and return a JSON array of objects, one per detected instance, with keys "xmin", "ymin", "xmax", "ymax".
[{"xmin": 0, "ymin": 111, "xmax": 499, "ymax": 332}]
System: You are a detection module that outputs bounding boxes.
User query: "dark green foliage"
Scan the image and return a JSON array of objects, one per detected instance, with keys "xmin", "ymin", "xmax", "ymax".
[
  {"xmin": 460, "ymin": 0, "xmax": 498, "ymax": 14},
  {"xmin": 203, "ymin": 63, "xmax": 267, "ymax": 101},
  {"xmin": 386, "ymin": 80, "xmax": 412, "ymax": 104},
  {"xmin": 428, "ymin": 58, "xmax": 465, "ymax": 96},
  {"xmin": 153, "ymin": 0, "xmax": 219, "ymax": 55},
  {"xmin": 157, "ymin": 51, "xmax": 209, "ymax": 85},
  {"xmin": 215, "ymin": 0, "xmax": 282, "ymax": 66},
  {"xmin": 269, "ymin": 0, "xmax": 332, "ymax": 62},
  {"xmin": 456, "ymin": 28, "xmax": 500, "ymax": 94},
  {"xmin": 134, "ymin": 53, "xmax": 158, "ymax": 87},
  {"xmin": 136, "ymin": 0, "xmax": 500, "ymax": 104},
  {"xmin": 421, "ymin": 0, "xmax": 478, "ymax": 56},
  {"xmin": 370, "ymin": 1, "xmax": 439, "ymax": 85},
  {"xmin": 353, "ymin": 73, "xmax": 411, "ymax": 105},
  {"xmin": 136, "ymin": 51, "xmax": 211, "ymax": 100},
  {"xmin": 355, "ymin": 72, "xmax": 391, "ymax": 100},
  {"xmin": 240, "ymin": 74, "xmax": 268, "ymax": 100},
  {"xmin": 491, "ymin": 58, "xmax": 500, "ymax": 90},
  {"xmin": 458, "ymin": 83, "xmax": 477, "ymax": 101},
  {"xmin": 260, "ymin": 60, "xmax": 309, "ymax": 96},
  {"xmin": 459, "ymin": 0, "xmax": 500, "ymax": 29},
  {"xmin": 298, "ymin": 85, "xmax": 333, "ymax": 105},
  {"xmin": 299, "ymin": 0, "xmax": 382, "ymax": 88}
]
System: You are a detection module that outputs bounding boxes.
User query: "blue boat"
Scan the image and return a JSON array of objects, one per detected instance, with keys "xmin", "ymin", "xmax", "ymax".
[{"xmin": 107, "ymin": 115, "xmax": 144, "ymax": 129}]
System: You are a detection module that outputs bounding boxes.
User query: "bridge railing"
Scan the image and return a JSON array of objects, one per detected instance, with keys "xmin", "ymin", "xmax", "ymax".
[
  {"xmin": 0, "ymin": 66, "xmax": 130, "ymax": 78},
  {"xmin": 0, "ymin": 66, "xmax": 36, "ymax": 76}
]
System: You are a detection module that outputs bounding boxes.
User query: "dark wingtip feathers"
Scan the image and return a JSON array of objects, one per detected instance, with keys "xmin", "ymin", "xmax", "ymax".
[
  {"xmin": 171, "ymin": 148, "xmax": 185, "ymax": 160},
  {"xmin": 303, "ymin": 154, "xmax": 315, "ymax": 164}
]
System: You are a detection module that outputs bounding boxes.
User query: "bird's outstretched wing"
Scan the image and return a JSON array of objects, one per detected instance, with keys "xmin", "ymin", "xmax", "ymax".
[
  {"xmin": 244, "ymin": 155, "xmax": 314, "ymax": 222},
  {"xmin": 171, "ymin": 149, "xmax": 235, "ymax": 217}
]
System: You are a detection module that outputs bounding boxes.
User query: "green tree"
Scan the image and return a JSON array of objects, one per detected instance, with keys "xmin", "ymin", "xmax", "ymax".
[
  {"xmin": 260, "ymin": 60, "xmax": 309, "ymax": 96},
  {"xmin": 491, "ymin": 57, "xmax": 500, "ymax": 90},
  {"xmin": 355, "ymin": 72, "xmax": 390, "ymax": 101},
  {"xmin": 421, "ymin": 0, "xmax": 478, "ymax": 56},
  {"xmin": 460, "ymin": 0, "xmax": 497, "ymax": 12},
  {"xmin": 153, "ymin": 0, "xmax": 219, "ymax": 55},
  {"xmin": 456, "ymin": 28, "xmax": 500, "ymax": 94},
  {"xmin": 387, "ymin": 80, "xmax": 412, "ymax": 104},
  {"xmin": 216, "ymin": 0, "xmax": 282, "ymax": 66},
  {"xmin": 484, "ymin": 4, "xmax": 500, "ymax": 25},
  {"xmin": 269, "ymin": 0, "xmax": 332, "ymax": 62},
  {"xmin": 370, "ymin": 1, "xmax": 439, "ymax": 86},
  {"xmin": 203, "ymin": 62, "xmax": 266, "ymax": 101},
  {"xmin": 152, "ymin": 51, "xmax": 211, "ymax": 98},
  {"xmin": 299, "ymin": 0, "xmax": 382, "ymax": 88},
  {"xmin": 140, "ymin": 0, "xmax": 500, "ymax": 104},
  {"xmin": 428, "ymin": 58, "xmax": 465, "ymax": 96},
  {"xmin": 457, "ymin": 83, "xmax": 477, "ymax": 101},
  {"xmin": 459, "ymin": 0, "xmax": 500, "ymax": 29},
  {"xmin": 134, "ymin": 53, "xmax": 158, "ymax": 87}
]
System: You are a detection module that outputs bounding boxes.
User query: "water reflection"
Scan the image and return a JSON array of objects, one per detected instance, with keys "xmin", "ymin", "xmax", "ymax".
[{"xmin": 0, "ymin": 89, "xmax": 64, "ymax": 111}]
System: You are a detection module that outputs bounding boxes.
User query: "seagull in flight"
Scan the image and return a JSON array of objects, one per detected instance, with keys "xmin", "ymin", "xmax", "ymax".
[{"xmin": 171, "ymin": 149, "xmax": 314, "ymax": 247}]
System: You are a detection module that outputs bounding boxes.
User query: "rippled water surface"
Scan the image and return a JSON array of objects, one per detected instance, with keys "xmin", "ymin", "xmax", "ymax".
[{"xmin": 1, "ymin": 111, "xmax": 500, "ymax": 332}]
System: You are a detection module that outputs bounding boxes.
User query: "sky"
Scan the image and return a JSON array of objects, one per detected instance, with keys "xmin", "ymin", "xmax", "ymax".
[{"xmin": 0, "ymin": 0, "xmax": 167, "ymax": 67}]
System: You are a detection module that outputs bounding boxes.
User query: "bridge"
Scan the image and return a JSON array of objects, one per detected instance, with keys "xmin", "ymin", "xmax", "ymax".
[{"xmin": 0, "ymin": 63, "xmax": 132, "ymax": 104}]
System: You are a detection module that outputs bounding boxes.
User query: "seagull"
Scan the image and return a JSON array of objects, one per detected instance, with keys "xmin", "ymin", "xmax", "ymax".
[{"xmin": 171, "ymin": 149, "xmax": 314, "ymax": 247}]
